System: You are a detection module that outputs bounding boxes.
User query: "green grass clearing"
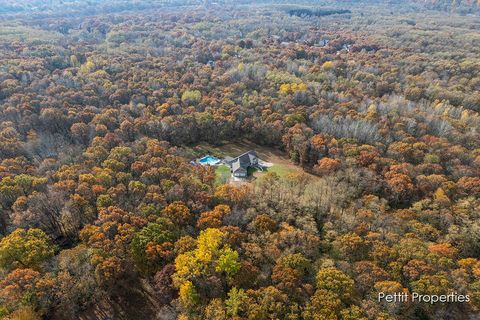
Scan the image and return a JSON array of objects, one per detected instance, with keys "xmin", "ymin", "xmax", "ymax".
[
  {"xmin": 258, "ymin": 164, "xmax": 298, "ymax": 177},
  {"xmin": 182, "ymin": 140, "xmax": 313, "ymax": 184},
  {"xmin": 215, "ymin": 165, "xmax": 231, "ymax": 185}
]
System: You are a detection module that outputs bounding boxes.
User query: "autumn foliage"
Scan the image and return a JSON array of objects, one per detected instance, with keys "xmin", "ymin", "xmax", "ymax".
[{"xmin": 0, "ymin": 1, "xmax": 479, "ymax": 319}]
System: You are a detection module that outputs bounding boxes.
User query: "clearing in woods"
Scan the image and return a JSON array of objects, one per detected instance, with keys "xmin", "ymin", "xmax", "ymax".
[{"xmin": 183, "ymin": 140, "xmax": 314, "ymax": 184}]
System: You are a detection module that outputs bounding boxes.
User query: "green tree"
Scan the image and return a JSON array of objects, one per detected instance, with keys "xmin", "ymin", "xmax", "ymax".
[
  {"xmin": 130, "ymin": 218, "xmax": 179, "ymax": 273},
  {"xmin": 216, "ymin": 247, "xmax": 240, "ymax": 277},
  {"xmin": 225, "ymin": 287, "xmax": 247, "ymax": 317},
  {"xmin": 181, "ymin": 90, "xmax": 202, "ymax": 105},
  {"xmin": 0, "ymin": 229, "xmax": 55, "ymax": 270}
]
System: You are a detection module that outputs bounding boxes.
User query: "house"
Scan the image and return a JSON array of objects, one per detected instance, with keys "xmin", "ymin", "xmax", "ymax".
[
  {"xmin": 316, "ymin": 39, "xmax": 330, "ymax": 47},
  {"xmin": 224, "ymin": 150, "xmax": 258, "ymax": 178}
]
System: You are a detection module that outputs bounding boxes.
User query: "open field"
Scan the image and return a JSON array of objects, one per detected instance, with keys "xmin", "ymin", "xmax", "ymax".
[{"xmin": 215, "ymin": 164, "xmax": 231, "ymax": 185}]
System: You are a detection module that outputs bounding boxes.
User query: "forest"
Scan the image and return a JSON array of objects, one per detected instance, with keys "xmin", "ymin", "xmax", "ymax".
[{"xmin": 0, "ymin": 0, "xmax": 480, "ymax": 319}]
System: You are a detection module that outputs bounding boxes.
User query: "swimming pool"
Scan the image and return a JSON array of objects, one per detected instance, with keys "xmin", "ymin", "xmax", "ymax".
[{"xmin": 198, "ymin": 155, "xmax": 221, "ymax": 166}]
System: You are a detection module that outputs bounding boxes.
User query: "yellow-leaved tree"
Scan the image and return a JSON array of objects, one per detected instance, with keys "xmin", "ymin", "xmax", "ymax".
[
  {"xmin": 0, "ymin": 228, "xmax": 55, "ymax": 271},
  {"xmin": 173, "ymin": 228, "xmax": 241, "ymax": 312}
]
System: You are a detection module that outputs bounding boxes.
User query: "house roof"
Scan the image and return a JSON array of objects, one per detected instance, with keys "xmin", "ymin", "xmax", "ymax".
[
  {"xmin": 229, "ymin": 150, "xmax": 257, "ymax": 173},
  {"xmin": 239, "ymin": 150, "xmax": 257, "ymax": 163},
  {"xmin": 232, "ymin": 160, "xmax": 247, "ymax": 173}
]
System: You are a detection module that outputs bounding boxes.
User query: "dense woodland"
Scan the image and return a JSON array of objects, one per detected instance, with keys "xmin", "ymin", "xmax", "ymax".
[{"xmin": 0, "ymin": 0, "xmax": 480, "ymax": 319}]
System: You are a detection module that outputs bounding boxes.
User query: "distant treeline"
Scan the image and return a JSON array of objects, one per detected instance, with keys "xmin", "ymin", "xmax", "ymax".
[{"xmin": 288, "ymin": 8, "xmax": 352, "ymax": 17}]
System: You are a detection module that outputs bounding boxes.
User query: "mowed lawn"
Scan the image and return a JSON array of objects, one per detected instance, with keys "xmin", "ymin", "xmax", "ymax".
[
  {"xmin": 215, "ymin": 165, "xmax": 231, "ymax": 185},
  {"xmin": 183, "ymin": 140, "xmax": 310, "ymax": 183}
]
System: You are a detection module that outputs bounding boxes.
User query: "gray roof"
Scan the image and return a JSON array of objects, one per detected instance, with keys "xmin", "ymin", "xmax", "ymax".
[
  {"xmin": 238, "ymin": 151, "xmax": 256, "ymax": 164},
  {"xmin": 230, "ymin": 150, "xmax": 257, "ymax": 173},
  {"xmin": 232, "ymin": 160, "xmax": 247, "ymax": 173}
]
